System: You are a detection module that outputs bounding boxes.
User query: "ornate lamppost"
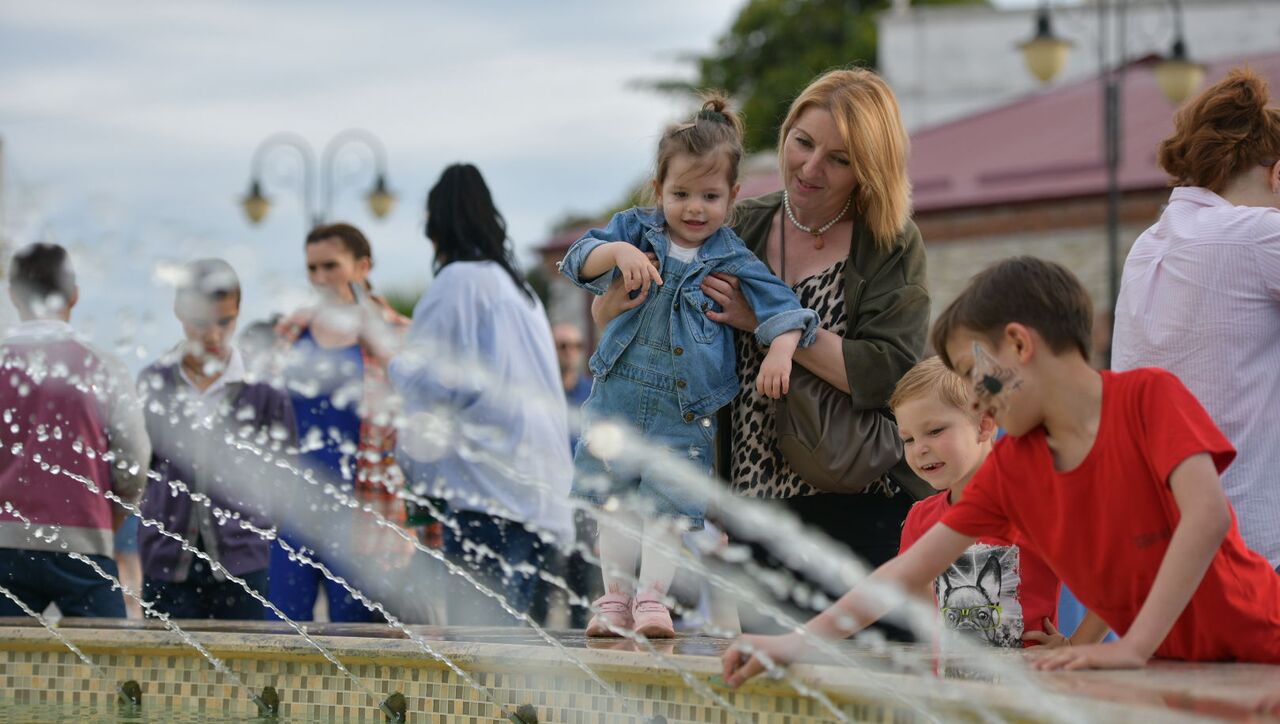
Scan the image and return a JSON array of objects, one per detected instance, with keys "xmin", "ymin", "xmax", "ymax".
[
  {"xmin": 240, "ymin": 129, "xmax": 396, "ymax": 227},
  {"xmin": 1018, "ymin": 1, "xmax": 1204, "ymax": 366}
]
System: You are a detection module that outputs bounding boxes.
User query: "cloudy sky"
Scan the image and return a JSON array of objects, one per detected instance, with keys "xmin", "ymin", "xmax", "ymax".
[{"xmin": 0, "ymin": 0, "xmax": 1036, "ymax": 364}]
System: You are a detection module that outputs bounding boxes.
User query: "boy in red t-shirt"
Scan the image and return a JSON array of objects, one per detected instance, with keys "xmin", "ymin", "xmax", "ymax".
[
  {"xmin": 723, "ymin": 256, "xmax": 1280, "ymax": 687},
  {"xmin": 892, "ymin": 357, "xmax": 1108, "ymax": 650}
]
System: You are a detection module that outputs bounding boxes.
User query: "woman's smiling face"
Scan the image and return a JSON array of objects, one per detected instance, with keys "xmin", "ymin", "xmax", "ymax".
[{"xmin": 781, "ymin": 106, "xmax": 857, "ymax": 213}]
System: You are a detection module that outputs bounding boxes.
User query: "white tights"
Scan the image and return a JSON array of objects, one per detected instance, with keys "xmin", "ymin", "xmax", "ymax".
[{"xmin": 598, "ymin": 511, "xmax": 679, "ymax": 597}]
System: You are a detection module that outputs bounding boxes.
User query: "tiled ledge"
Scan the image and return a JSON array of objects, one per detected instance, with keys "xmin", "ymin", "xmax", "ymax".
[{"xmin": 0, "ymin": 621, "xmax": 1273, "ymax": 722}]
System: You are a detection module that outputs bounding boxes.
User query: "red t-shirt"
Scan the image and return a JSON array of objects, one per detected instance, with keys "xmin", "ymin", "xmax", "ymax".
[
  {"xmin": 901, "ymin": 491, "xmax": 1060, "ymax": 648},
  {"xmin": 942, "ymin": 368, "xmax": 1280, "ymax": 663}
]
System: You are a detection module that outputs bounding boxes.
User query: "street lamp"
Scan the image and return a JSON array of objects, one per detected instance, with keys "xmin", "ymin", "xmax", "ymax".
[
  {"xmin": 1017, "ymin": 0, "xmax": 1204, "ymax": 367},
  {"xmin": 240, "ymin": 129, "xmax": 397, "ymax": 227},
  {"xmin": 1019, "ymin": 6, "xmax": 1073, "ymax": 84}
]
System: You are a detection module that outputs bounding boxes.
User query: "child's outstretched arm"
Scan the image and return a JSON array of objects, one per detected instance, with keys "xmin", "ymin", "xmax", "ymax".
[
  {"xmin": 721, "ymin": 523, "xmax": 974, "ymax": 687},
  {"xmin": 1033, "ymin": 452, "xmax": 1230, "ymax": 671},
  {"xmin": 756, "ymin": 330, "xmax": 799, "ymax": 399}
]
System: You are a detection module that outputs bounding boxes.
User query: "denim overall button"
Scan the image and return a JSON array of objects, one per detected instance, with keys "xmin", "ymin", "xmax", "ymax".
[
  {"xmin": 683, "ymin": 412, "xmax": 695, "ymax": 422},
  {"xmin": 673, "ymin": 346, "xmax": 684, "ymax": 356},
  {"xmin": 676, "ymin": 379, "xmax": 687, "ymax": 389}
]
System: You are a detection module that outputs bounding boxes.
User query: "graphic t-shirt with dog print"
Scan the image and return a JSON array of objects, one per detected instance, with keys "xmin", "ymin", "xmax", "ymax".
[
  {"xmin": 942, "ymin": 369, "xmax": 1280, "ymax": 663},
  {"xmin": 900, "ymin": 492, "xmax": 1060, "ymax": 648}
]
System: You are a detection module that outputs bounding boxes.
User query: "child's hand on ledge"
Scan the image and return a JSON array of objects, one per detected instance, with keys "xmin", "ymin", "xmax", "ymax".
[
  {"xmin": 721, "ymin": 632, "xmax": 806, "ymax": 688},
  {"xmin": 1030, "ymin": 639, "xmax": 1149, "ymax": 671},
  {"xmin": 1023, "ymin": 618, "xmax": 1069, "ymax": 648}
]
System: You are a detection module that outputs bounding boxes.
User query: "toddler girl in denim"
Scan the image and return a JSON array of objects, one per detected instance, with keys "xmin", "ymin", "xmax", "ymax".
[{"xmin": 559, "ymin": 96, "xmax": 818, "ymax": 638}]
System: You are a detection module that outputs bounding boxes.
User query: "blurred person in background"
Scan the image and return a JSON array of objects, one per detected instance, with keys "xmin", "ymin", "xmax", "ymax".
[
  {"xmin": 527, "ymin": 322, "xmax": 601, "ymax": 628},
  {"xmin": 391, "ymin": 163, "xmax": 574, "ymax": 625},
  {"xmin": 0, "ymin": 243, "xmax": 150, "ymax": 618},
  {"xmin": 269, "ymin": 222, "xmax": 412, "ymax": 623},
  {"xmin": 137, "ymin": 259, "xmax": 296, "ymax": 620}
]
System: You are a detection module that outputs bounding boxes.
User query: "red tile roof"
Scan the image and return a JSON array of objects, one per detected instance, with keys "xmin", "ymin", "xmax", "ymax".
[{"xmin": 909, "ymin": 50, "xmax": 1280, "ymax": 212}]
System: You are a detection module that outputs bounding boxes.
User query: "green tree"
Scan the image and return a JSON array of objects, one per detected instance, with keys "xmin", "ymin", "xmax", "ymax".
[
  {"xmin": 380, "ymin": 287, "xmax": 421, "ymax": 319},
  {"xmin": 660, "ymin": 0, "xmax": 986, "ymax": 152}
]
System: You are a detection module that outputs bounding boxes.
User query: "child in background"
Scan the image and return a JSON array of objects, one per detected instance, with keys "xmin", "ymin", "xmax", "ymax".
[
  {"xmin": 723, "ymin": 256, "xmax": 1280, "ymax": 686},
  {"xmin": 559, "ymin": 96, "xmax": 818, "ymax": 638},
  {"xmin": 138, "ymin": 259, "xmax": 297, "ymax": 619},
  {"xmin": 893, "ymin": 357, "xmax": 1108, "ymax": 649}
]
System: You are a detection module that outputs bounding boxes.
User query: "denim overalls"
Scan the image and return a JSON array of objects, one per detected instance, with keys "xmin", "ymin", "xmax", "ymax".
[
  {"xmin": 572, "ymin": 254, "xmax": 715, "ymax": 527},
  {"xmin": 561, "ymin": 208, "xmax": 819, "ymax": 527}
]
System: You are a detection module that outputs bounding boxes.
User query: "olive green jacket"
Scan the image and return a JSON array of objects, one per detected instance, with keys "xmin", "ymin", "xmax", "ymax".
[
  {"xmin": 731, "ymin": 191, "xmax": 930, "ymax": 410},
  {"xmin": 720, "ymin": 191, "xmax": 934, "ymax": 499}
]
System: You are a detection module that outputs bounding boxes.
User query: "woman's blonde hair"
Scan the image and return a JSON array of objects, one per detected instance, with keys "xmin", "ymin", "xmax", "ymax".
[{"xmin": 777, "ymin": 68, "xmax": 912, "ymax": 248}]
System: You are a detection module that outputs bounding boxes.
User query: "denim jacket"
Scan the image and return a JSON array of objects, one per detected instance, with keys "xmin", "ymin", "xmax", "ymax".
[{"xmin": 558, "ymin": 207, "xmax": 818, "ymax": 417}]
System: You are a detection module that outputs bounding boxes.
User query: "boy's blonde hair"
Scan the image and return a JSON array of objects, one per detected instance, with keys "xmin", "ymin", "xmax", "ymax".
[{"xmin": 889, "ymin": 357, "xmax": 974, "ymax": 418}]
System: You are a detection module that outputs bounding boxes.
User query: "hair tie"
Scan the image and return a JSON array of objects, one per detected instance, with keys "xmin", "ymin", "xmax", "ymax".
[{"xmin": 697, "ymin": 108, "xmax": 729, "ymax": 124}]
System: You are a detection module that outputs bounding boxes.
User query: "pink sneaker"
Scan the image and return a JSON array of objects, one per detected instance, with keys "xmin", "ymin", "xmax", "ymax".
[
  {"xmin": 585, "ymin": 592, "xmax": 633, "ymax": 637},
  {"xmin": 631, "ymin": 591, "xmax": 674, "ymax": 638}
]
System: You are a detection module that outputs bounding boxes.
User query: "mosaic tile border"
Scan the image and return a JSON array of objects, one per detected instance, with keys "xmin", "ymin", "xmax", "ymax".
[{"xmin": 0, "ymin": 626, "xmax": 1224, "ymax": 723}]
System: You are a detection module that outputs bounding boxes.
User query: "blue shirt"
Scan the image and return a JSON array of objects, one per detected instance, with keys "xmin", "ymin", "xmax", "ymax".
[
  {"xmin": 558, "ymin": 207, "xmax": 818, "ymax": 418},
  {"xmin": 389, "ymin": 262, "xmax": 575, "ymax": 545},
  {"xmin": 287, "ymin": 329, "xmax": 362, "ymax": 487}
]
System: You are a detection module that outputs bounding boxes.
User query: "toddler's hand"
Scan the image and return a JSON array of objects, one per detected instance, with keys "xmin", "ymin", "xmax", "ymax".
[
  {"xmin": 1023, "ymin": 618, "xmax": 1069, "ymax": 648},
  {"xmin": 612, "ymin": 243, "xmax": 662, "ymax": 293},
  {"xmin": 755, "ymin": 349, "xmax": 792, "ymax": 399}
]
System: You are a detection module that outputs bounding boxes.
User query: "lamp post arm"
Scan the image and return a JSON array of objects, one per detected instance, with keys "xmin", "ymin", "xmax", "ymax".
[
  {"xmin": 249, "ymin": 133, "xmax": 319, "ymax": 226},
  {"xmin": 320, "ymin": 129, "xmax": 390, "ymax": 222}
]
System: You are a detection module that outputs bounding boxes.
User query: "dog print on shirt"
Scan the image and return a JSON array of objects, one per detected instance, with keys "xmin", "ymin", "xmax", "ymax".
[{"xmin": 934, "ymin": 543, "xmax": 1024, "ymax": 648}]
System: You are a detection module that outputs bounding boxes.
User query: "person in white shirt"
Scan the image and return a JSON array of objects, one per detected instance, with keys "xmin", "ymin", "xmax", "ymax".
[
  {"xmin": 1113, "ymin": 67, "xmax": 1280, "ymax": 568},
  {"xmin": 390, "ymin": 163, "xmax": 574, "ymax": 625}
]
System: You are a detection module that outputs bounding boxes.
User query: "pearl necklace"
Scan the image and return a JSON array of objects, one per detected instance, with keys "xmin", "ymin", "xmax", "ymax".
[{"xmin": 783, "ymin": 190, "xmax": 851, "ymax": 250}]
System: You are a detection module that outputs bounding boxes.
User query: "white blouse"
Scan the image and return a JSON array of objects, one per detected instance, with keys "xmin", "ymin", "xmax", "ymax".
[{"xmin": 1114, "ymin": 186, "xmax": 1280, "ymax": 567}]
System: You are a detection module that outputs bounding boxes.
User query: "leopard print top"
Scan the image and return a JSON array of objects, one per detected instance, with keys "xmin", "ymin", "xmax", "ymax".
[{"xmin": 729, "ymin": 258, "xmax": 897, "ymax": 499}]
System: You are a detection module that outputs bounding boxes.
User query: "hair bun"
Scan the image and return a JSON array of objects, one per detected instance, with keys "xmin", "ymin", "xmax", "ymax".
[
  {"xmin": 1157, "ymin": 66, "xmax": 1280, "ymax": 191},
  {"xmin": 1222, "ymin": 68, "xmax": 1271, "ymax": 114},
  {"xmin": 697, "ymin": 108, "xmax": 729, "ymax": 124}
]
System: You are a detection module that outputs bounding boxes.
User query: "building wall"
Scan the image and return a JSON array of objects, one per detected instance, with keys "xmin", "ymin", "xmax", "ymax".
[
  {"xmin": 879, "ymin": 0, "xmax": 1280, "ymax": 131},
  {"xmin": 920, "ymin": 192, "xmax": 1168, "ymax": 361}
]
